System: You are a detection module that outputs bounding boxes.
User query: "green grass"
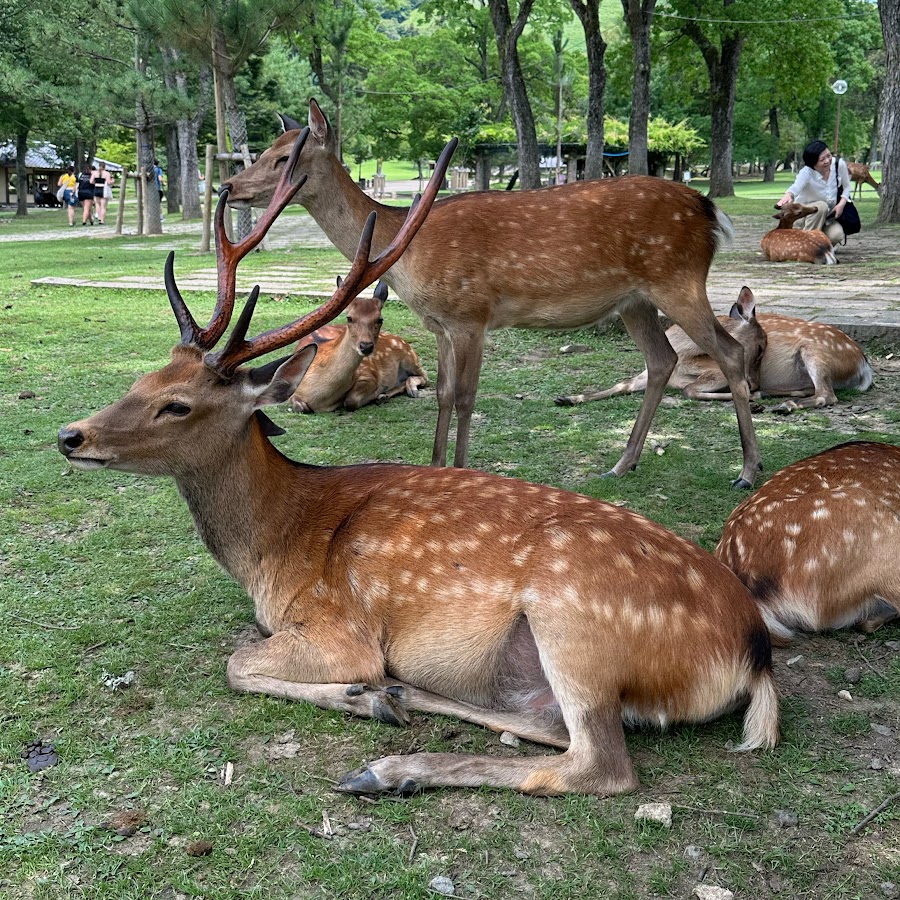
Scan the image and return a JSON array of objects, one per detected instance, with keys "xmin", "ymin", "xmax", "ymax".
[{"xmin": 1, "ymin": 229, "xmax": 899, "ymax": 899}]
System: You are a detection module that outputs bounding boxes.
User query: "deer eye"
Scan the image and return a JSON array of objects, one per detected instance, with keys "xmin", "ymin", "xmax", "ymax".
[
  {"xmin": 376, "ymin": 319, "xmax": 383, "ymax": 326},
  {"xmin": 159, "ymin": 401, "xmax": 191, "ymax": 417},
  {"xmin": 346, "ymin": 316, "xmax": 353, "ymax": 323}
]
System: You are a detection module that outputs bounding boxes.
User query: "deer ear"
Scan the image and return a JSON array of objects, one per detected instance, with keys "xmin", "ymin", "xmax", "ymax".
[
  {"xmin": 278, "ymin": 113, "xmax": 302, "ymax": 133},
  {"xmin": 253, "ymin": 344, "xmax": 318, "ymax": 407},
  {"xmin": 374, "ymin": 281, "xmax": 389, "ymax": 307},
  {"xmin": 729, "ymin": 286, "xmax": 757, "ymax": 322},
  {"xmin": 309, "ymin": 99, "xmax": 329, "ymax": 145}
]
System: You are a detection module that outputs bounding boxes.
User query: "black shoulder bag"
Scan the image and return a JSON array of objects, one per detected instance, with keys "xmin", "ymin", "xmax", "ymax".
[{"xmin": 834, "ymin": 156, "xmax": 861, "ymax": 237}]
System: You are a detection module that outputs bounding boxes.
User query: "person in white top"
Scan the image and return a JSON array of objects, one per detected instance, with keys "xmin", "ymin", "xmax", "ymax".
[{"xmin": 777, "ymin": 139, "xmax": 852, "ymax": 245}]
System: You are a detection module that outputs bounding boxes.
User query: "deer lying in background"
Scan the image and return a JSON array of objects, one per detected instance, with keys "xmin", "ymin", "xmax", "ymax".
[
  {"xmin": 557, "ymin": 287, "xmax": 766, "ymax": 405},
  {"xmin": 224, "ymin": 99, "xmax": 763, "ymax": 488},
  {"xmin": 717, "ymin": 441, "xmax": 900, "ymax": 642},
  {"xmin": 847, "ymin": 161, "xmax": 880, "ymax": 199},
  {"xmin": 57, "ymin": 130, "xmax": 778, "ymax": 799},
  {"xmin": 289, "ymin": 282, "xmax": 428, "ymax": 413},
  {"xmin": 761, "ymin": 203, "xmax": 837, "ymax": 265},
  {"xmin": 557, "ymin": 293, "xmax": 873, "ymax": 415}
]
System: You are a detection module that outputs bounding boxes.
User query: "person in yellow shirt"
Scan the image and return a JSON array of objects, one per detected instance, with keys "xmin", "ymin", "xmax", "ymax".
[{"xmin": 57, "ymin": 166, "xmax": 77, "ymax": 226}]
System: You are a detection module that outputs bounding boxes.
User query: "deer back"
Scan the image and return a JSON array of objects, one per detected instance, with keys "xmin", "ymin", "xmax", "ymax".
[
  {"xmin": 716, "ymin": 441, "xmax": 900, "ymax": 641},
  {"xmin": 761, "ymin": 204, "xmax": 835, "ymax": 264}
]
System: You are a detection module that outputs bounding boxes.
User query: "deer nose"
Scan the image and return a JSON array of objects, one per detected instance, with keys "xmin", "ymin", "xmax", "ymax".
[
  {"xmin": 218, "ymin": 183, "xmax": 232, "ymax": 197},
  {"xmin": 58, "ymin": 427, "xmax": 85, "ymax": 456},
  {"xmin": 358, "ymin": 341, "xmax": 375, "ymax": 356}
]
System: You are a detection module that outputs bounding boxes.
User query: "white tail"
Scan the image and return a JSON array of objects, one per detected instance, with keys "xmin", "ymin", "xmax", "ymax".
[
  {"xmin": 716, "ymin": 441, "xmax": 900, "ymax": 642},
  {"xmin": 761, "ymin": 203, "xmax": 837, "ymax": 265},
  {"xmin": 847, "ymin": 161, "xmax": 880, "ymax": 199},
  {"xmin": 57, "ymin": 131, "xmax": 777, "ymax": 798},
  {"xmin": 224, "ymin": 99, "xmax": 762, "ymax": 488},
  {"xmin": 557, "ymin": 286, "xmax": 766, "ymax": 405},
  {"xmin": 289, "ymin": 282, "xmax": 428, "ymax": 413}
]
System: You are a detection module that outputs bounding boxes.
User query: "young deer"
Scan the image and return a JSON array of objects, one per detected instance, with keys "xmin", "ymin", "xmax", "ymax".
[
  {"xmin": 223, "ymin": 99, "xmax": 763, "ymax": 488},
  {"xmin": 557, "ymin": 286, "xmax": 766, "ymax": 405},
  {"xmin": 557, "ymin": 292, "xmax": 873, "ymax": 414},
  {"xmin": 761, "ymin": 203, "xmax": 837, "ymax": 265},
  {"xmin": 847, "ymin": 161, "xmax": 880, "ymax": 199},
  {"xmin": 289, "ymin": 283, "xmax": 428, "ymax": 413},
  {"xmin": 58, "ymin": 131, "xmax": 778, "ymax": 798},
  {"xmin": 716, "ymin": 441, "xmax": 900, "ymax": 642}
]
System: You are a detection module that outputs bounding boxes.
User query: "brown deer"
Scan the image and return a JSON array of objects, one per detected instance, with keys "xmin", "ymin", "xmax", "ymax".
[
  {"xmin": 557, "ymin": 294, "xmax": 873, "ymax": 415},
  {"xmin": 716, "ymin": 441, "xmax": 900, "ymax": 643},
  {"xmin": 847, "ymin": 161, "xmax": 880, "ymax": 199},
  {"xmin": 557, "ymin": 286, "xmax": 766, "ymax": 405},
  {"xmin": 761, "ymin": 203, "xmax": 837, "ymax": 265},
  {"xmin": 57, "ymin": 131, "xmax": 778, "ymax": 798},
  {"xmin": 289, "ymin": 282, "xmax": 428, "ymax": 413},
  {"xmin": 223, "ymin": 100, "xmax": 763, "ymax": 488}
]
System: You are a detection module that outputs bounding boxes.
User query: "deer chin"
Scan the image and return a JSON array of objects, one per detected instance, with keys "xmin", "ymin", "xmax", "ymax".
[
  {"xmin": 226, "ymin": 197, "xmax": 253, "ymax": 211},
  {"xmin": 66, "ymin": 456, "xmax": 111, "ymax": 471}
]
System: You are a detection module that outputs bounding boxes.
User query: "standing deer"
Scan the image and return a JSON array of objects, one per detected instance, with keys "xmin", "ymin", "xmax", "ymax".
[
  {"xmin": 557, "ymin": 294, "xmax": 873, "ymax": 415},
  {"xmin": 289, "ymin": 282, "xmax": 428, "ymax": 413},
  {"xmin": 57, "ymin": 130, "xmax": 778, "ymax": 798},
  {"xmin": 223, "ymin": 100, "xmax": 763, "ymax": 488},
  {"xmin": 847, "ymin": 161, "xmax": 880, "ymax": 199},
  {"xmin": 716, "ymin": 441, "xmax": 900, "ymax": 642},
  {"xmin": 557, "ymin": 286, "xmax": 766, "ymax": 405},
  {"xmin": 760, "ymin": 203, "xmax": 837, "ymax": 265}
]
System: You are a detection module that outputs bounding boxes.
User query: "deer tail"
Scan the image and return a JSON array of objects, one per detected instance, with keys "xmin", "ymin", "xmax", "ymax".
[
  {"xmin": 734, "ymin": 670, "xmax": 780, "ymax": 752},
  {"xmin": 712, "ymin": 207, "xmax": 735, "ymax": 251}
]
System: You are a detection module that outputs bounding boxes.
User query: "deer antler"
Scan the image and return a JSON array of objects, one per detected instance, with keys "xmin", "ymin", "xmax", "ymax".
[
  {"xmin": 204, "ymin": 136, "xmax": 458, "ymax": 376},
  {"xmin": 165, "ymin": 127, "xmax": 311, "ymax": 350}
]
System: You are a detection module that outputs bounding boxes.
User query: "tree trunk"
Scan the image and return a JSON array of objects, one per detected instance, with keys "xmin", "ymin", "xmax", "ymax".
[
  {"xmin": 621, "ymin": 0, "xmax": 656, "ymax": 176},
  {"xmin": 878, "ymin": 0, "xmax": 899, "ymax": 222},
  {"xmin": 763, "ymin": 106, "xmax": 779, "ymax": 183},
  {"xmin": 166, "ymin": 126, "xmax": 181, "ymax": 214},
  {"xmin": 176, "ymin": 67, "xmax": 210, "ymax": 221},
  {"xmin": 570, "ymin": 0, "xmax": 606, "ymax": 180},
  {"xmin": 867, "ymin": 106, "xmax": 879, "ymax": 165},
  {"xmin": 214, "ymin": 27, "xmax": 252, "ymax": 238},
  {"xmin": 683, "ymin": 15, "xmax": 743, "ymax": 197},
  {"xmin": 475, "ymin": 149, "xmax": 490, "ymax": 191},
  {"xmin": 15, "ymin": 128, "xmax": 29, "ymax": 217},
  {"xmin": 488, "ymin": 0, "xmax": 541, "ymax": 189},
  {"xmin": 135, "ymin": 34, "xmax": 162, "ymax": 235}
]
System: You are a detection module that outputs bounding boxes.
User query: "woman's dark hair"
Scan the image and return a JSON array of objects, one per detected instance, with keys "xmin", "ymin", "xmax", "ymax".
[
  {"xmin": 66, "ymin": 165, "xmax": 74, "ymax": 174},
  {"xmin": 81, "ymin": 163, "xmax": 92, "ymax": 175},
  {"xmin": 802, "ymin": 140, "xmax": 829, "ymax": 169}
]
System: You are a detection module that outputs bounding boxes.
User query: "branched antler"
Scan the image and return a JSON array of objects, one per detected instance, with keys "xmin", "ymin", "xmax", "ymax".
[
  {"xmin": 165, "ymin": 127, "xmax": 311, "ymax": 350},
  {"xmin": 205, "ymin": 136, "xmax": 458, "ymax": 376}
]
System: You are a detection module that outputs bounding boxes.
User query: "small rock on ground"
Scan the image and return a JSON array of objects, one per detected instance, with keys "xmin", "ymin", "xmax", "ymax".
[
  {"xmin": 428, "ymin": 875, "xmax": 455, "ymax": 896},
  {"xmin": 693, "ymin": 887, "xmax": 734, "ymax": 900},
  {"xmin": 634, "ymin": 802, "xmax": 672, "ymax": 828},
  {"xmin": 774, "ymin": 809, "xmax": 799, "ymax": 828}
]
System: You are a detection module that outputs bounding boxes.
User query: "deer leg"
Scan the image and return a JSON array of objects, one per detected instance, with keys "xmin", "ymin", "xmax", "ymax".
[
  {"xmin": 556, "ymin": 371, "xmax": 648, "ymax": 406},
  {"xmin": 337, "ymin": 702, "xmax": 636, "ymax": 797},
  {"xmin": 771, "ymin": 354, "xmax": 836, "ymax": 414},
  {"xmin": 605, "ymin": 302, "xmax": 677, "ymax": 476},
  {"xmin": 859, "ymin": 596, "xmax": 900, "ymax": 633},
  {"xmin": 431, "ymin": 330, "xmax": 456, "ymax": 467},
  {"xmin": 450, "ymin": 329, "xmax": 486, "ymax": 469},
  {"xmin": 227, "ymin": 630, "xmax": 569, "ymax": 744}
]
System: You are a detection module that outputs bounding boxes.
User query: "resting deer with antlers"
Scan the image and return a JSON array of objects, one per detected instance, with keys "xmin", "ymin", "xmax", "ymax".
[
  {"xmin": 717, "ymin": 441, "xmax": 900, "ymax": 642},
  {"xmin": 58, "ymin": 130, "xmax": 778, "ymax": 797},
  {"xmin": 224, "ymin": 100, "xmax": 763, "ymax": 488},
  {"xmin": 847, "ymin": 161, "xmax": 880, "ymax": 199},
  {"xmin": 761, "ymin": 203, "xmax": 837, "ymax": 265},
  {"xmin": 289, "ymin": 282, "xmax": 428, "ymax": 413},
  {"xmin": 557, "ymin": 290, "xmax": 873, "ymax": 414}
]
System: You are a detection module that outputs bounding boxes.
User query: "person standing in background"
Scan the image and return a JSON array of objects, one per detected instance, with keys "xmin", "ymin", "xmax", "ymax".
[
  {"xmin": 76, "ymin": 163, "xmax": 96, "ymax": 226},
  {"xmin": 57, "ymin": 165, "xmax": 77, "ymax": 226}
]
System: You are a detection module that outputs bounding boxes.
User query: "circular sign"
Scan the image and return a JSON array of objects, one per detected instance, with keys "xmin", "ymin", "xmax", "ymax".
[{"xmin": 832, "ymin": 80, "xmax": 848, "ymax": 95}]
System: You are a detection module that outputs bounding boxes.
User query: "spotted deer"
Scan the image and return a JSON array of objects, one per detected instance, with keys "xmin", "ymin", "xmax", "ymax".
[
  {"xmin": 847, "ymin": 161, "xmax": 880, "ymax": 199},
  {"xmin": 761, "ymin": 203, "xmax": 837, "ymax": 265},
  {"xmin": 557, "ymin": 292, "xmax": 873, "ymax": 415},
  {"xmin": 289, "ymin": 282, "xmax": 428, "ymax": 413},
  {"xmin": 557, "ymin": 287, "xmax": 766, "ymax": 405},
  {"xmin": 224, "ymin": 99, "xmax": 763, "ymax": 488},
  {"xmin": 57, "ymin": 131, "xmax": 778, "ymax": 798},
  {"xmin": 716, "ymin": 441, "xmax": 900, "ymax": 642}
]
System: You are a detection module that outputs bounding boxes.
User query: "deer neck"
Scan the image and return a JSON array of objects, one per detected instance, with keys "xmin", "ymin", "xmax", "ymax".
[
  {"xmin": 304, "ymin": 158, "xmax": 407, "ymax": 261},
  {"xmin": 173, "ymin": 417, "xmax": 303, "ymax": 591}
]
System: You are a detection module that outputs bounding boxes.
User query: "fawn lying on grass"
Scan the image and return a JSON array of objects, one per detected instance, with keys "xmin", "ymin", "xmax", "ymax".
[{"xmin": 761, "ymin": 203, "xmax": 836, "ymax": 265}]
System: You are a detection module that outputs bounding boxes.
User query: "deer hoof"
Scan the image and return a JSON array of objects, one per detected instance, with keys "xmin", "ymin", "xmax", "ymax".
[
  {"xmin": 371, "ymin": 691, "xmax": 410, "ymax": 727},
  {"xmin": 336, "ymin": 765, "xmax": 386, "ymax": 795},
  {"xmin": 554, "ymin": 394, "xmax": 580, "ymax": 407},
  {"xmin": 771, "ymin": 403, "xmax": 794, "ymax": 416},
  {"xmin": 731, "ymin": 476, "xmax": 753, "ymax": 490}
]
